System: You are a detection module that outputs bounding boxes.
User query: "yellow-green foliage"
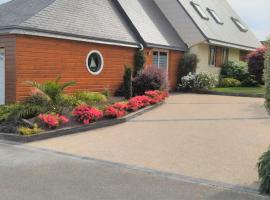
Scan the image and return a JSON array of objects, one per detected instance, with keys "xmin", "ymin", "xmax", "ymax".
[
  {"xmin": 19, "ymin": 124, "xmax": 43, "ymax": 136},
  {"xmin": 73, "ymin": 92, "xmax": 107, "ymax": 105}
]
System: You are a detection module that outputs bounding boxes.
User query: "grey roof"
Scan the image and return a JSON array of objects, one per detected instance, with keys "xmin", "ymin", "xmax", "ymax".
[
  {"xmin": 116, "ymin": 0, "xmax": 187, "ymax": 51},
  {"xmin": 0, "ymin": 0, "xmax": 139, "ymax": 46},
  {"xmin": 154, "ymin": 0, "xmax": 262, "ymax": 50}
]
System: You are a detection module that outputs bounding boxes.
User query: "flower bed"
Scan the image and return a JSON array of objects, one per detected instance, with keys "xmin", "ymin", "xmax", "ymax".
[{"xmin": 0, "ymin": 90, "xmax": 168, "ymax": 142}]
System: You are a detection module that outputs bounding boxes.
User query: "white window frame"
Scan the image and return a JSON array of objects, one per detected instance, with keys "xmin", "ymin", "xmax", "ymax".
[
  {"xmin": 207, "ymin": 8, "xmax": 223, "ymax": 25},
  {"xmin": 152, "ymin": 50, "xmax": 169, "ymax": 69},
  {"xmin": 190, "ymin": 1, "xmax": 209, "ymax": 20},
  {"xmin": 152, "ymin": 49, "xmax": 169, "ymax": 79},
  {"xmin": 86, "ymin": 50, "xmax": 104, "ymax": 75},
  {"xmin": 209, "ymin": 46, "xmax": 216, "ymax": 67},
  {"xmin": 231, "ymin": 17, "xmax": 248, "ymax": 32}
]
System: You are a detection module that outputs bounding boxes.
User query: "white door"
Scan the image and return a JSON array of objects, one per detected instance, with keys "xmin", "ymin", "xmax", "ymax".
[{"xmin": 0, "ymin": 49, "xmax": 5, "ymax": 105}]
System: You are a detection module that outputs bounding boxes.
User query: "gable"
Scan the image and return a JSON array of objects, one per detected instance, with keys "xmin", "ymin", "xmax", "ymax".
[
  {"xmin": 155, "ymin": 0, "xmax": 262, "ymax": 50},
  {"xmin": 116, "ymin": 0, "xmax": 187, "ymax": 50}
]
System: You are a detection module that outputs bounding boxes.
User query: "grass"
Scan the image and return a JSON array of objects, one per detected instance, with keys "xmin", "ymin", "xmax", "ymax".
[{"xmin": 210, "ymin": 86, "xmax": 265, "ymax": 96}]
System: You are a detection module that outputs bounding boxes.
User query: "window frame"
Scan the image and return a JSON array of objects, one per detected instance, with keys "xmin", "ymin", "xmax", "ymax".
[
  {"xmin": 86, "ymin": 50, "xmax": 104, "ymax": 75},
  {"xmin": 190, "ymin": 1, "xmax": 209, "ymax": 20},
  {"xmin": 152, "ymin": 50, "xmax": 169, "ymax": 70},
  {"xmin": 209, "ymin": 46, "xmax": 217, "ymax": 67},
  {"xmin": 231, "ymin": 17, "xmax": 248, "ymax": 32},
  {"xmin": 207, "ymin": 8, "xmax": 223, "ymax": 25}
]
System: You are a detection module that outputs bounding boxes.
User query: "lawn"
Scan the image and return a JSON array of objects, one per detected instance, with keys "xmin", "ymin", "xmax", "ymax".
[{"xmin": 210, "ymin": 87, "xmax": 265, "ymax": 96}]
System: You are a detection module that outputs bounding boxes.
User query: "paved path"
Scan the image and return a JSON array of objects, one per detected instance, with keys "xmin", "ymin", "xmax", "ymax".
[
  {"xmin": 0, "ymin": 142, "xmax": 269, "ymax": 200},
  {"xmin": 28, "ymin": 94, "xmax": 270, "ymax": 191}
]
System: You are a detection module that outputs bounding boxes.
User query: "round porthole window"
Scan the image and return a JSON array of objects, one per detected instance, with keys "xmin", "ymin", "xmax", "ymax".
[{"xmin": 86, "ymin": 50, "xmax": 104, "ymax": 75}]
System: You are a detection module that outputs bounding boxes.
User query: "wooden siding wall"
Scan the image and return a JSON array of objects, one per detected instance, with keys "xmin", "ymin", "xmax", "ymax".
[
  {"xmin": 15, "ymin": 35, "xmax": 136, "ymax": 101},
  {"xmin": 0, "ymin": 35, "xmax": 16, "ymax": 103}
]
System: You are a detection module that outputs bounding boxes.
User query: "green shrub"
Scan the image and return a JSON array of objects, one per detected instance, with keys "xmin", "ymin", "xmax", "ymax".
[
  {"xmin": 0, "ymin": 103, "xmax": 39, "ymax": 121},
  {"xmin": 241, "ymin": 75, "xmax": 259, "ymax": 87},
  {"xmin": 177, "ymin": 53, "xmax": 198, "ymax": 85},
  {"xmin": 133, "ymin": 66, "xmax": 167, "ymax": 96},
  {"xmin": 178, "ymin": 72, "xmax": 218, "ymax": 91},
  {"xmin": 73, "ymin": 92, "xmax": 107, "ymax": 105},
  {"xmin": 219, "ymin": 78, "xmax": 241, "ymax": 87},
  {"xmin": 220, "ymin": 61, "xmax": 248, "ymax": 81},
  {"xmin": 194, "ymin": 72, "xmax": 218, "ymax": 90},
  {"xmin": 258, "ymin": 146, "xmax": 270, "ymax": 194},
  {"xmin": 26, "ymin": 76, "xmax": 76, "ymax": 113},
  {"xmin": 134, "ymin": 49, "xmax": 146, "ymax": 77},
  {"xmin": 19, "ymin": 124, "xmax": 43, "ymax": 136},
  {"xmin": 123, "ymin": 65, "xmax": 133, "ymax": 99}
]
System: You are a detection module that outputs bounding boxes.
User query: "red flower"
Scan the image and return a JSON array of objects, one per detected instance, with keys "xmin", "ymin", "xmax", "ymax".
[
  {"xmin": 145, "ymin": 90, "xmax": 169, "ymax": 104},
  {"xmin": 72, "ymin": 105, "xmax": 103, "ymax": 125},
  {"xmin": 38, "ymin": 113, "xmax": 69, "ymax": 129},
  {"xmin": 104, "ymin": 102, "xmax": 128, "ymax": 118}
]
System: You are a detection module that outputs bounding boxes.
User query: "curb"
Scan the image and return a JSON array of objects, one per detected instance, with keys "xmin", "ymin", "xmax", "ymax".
[
  {"xmin": 194, "ymin": 90, "xmax": 265, "ymax": 98},
  {"xmin": 0, "ymin": 102, "xmax": 164, "ymax": 143}
]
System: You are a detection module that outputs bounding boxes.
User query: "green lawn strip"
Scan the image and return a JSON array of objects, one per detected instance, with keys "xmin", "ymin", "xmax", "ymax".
[{"xmin": 210, "ymin": 87, "xmax": 265, "ymax": 96}]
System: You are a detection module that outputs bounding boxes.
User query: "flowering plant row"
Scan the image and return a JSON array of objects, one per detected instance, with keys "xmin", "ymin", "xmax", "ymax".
[
  {"xmin": 38, "ymin": 90, "xmax": 169, "ymax": 128},
  {"xmin": 38, "ymin": 113, "xmax": 69, "ymax": 129},
  {"xmin": 104, "ymin": 90, "xmax": 169, "ymax": 118}
]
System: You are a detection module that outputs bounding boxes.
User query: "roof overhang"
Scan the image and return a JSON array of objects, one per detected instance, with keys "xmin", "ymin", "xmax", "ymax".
[
  {"xmin": 0, "ymin": 26, "xmax": 140, "ymax": 49},
  {"xmin": 208, "ymin": 39, "xmax": 260, "ymax": 51},
  {"xmin": 146, "ymin": 43, "xmax": 187, "ymax": 51}
]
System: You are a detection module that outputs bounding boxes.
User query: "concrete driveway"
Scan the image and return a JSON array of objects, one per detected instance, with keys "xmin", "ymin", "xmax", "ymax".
[{"xmin": 28, "ymin": 94, "xmax": 270, "ymax": 191}]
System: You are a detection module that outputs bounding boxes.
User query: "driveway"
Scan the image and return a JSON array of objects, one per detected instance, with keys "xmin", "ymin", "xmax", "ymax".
[{"xmin": 28, "ymin": 94, "xmax": 270, "ymax": 191}]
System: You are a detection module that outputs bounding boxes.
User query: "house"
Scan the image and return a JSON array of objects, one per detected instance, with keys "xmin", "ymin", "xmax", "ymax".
[
  {"xmin": 153, "ymin": 0, "xmax": 262, "ymax": 73},
  {"xmin": 0, "ymin": 0, "xmax": 261, "ymax": 104},
  {"xmin": 0, "ymin": 0, "xmax": 186, "ymax": 104}
]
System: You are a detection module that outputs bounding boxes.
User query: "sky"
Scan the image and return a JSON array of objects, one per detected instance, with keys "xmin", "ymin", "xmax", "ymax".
[{"xmin": 0, "ymin": 0, "xmax": 269, "ymax": 41}]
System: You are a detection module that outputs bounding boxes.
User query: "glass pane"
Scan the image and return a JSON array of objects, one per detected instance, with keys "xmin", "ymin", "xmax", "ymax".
[
  {"xmin": 209, "ymin": 47, "xmax": 216, "ymax": 66},
  {"xmin": 208, "ymin": 9, "xmax": 223, "ymax": 24},
  {"xmin": 153, "ymin": 51, "xmax": 159, "ymax": 67},
  {"xmin": 88, "ymin": 52, "xmax": 102, "ymax": 73},
  {"xmin": 159, "ymin": 52, "xmax": 168, "ymax": 68},
  {"xmin": 191, "ymin": 2, "xmax": 208, "ymax": 19}
]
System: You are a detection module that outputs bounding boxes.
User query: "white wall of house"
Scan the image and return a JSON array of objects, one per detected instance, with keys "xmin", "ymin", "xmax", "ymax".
[{"xmin": 190, "ymin": 43, "xmax": 240, "ymax": 75}]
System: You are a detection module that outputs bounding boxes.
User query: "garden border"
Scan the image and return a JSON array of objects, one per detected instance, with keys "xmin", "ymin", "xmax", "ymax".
[
  {"xmin": 194, "ymin": 90, "xmax": 264, "ymax": 98},
  {"xmin": 0, "ymin": 102, "xmax": 164, "ymax": 143}
]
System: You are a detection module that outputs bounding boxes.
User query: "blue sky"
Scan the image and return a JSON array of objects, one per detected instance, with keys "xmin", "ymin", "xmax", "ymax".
[{"xmin": 0, "ymin": 0, "xmax": 269, "ymax": 40}]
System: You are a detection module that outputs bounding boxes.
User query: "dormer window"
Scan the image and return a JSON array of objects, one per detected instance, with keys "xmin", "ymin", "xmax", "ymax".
[
  {"xmin": 207, "ymin": 8, "xmax": 223, "ymax": 25},
  {"xmin": 190, "ymin": 1, "xmax": 209, "ymax": 20},
  {"xmin": 231, "ymin": 17, "xmax": 248, "ymax": 32}
]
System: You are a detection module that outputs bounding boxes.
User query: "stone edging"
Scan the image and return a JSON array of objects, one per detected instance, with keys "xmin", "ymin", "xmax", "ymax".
[
  {"xmin": 194, "ymin": 90, "xmax": 264, "ymax": 98},
  {"xmin": 0, "ymin": 102, "xmax": 164, "ymax": 143}
]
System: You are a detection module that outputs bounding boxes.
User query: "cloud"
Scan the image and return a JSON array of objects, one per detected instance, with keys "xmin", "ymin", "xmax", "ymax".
[{"xmin": 227, "ymin": 0, "xmax": 270, "ymax": 40}]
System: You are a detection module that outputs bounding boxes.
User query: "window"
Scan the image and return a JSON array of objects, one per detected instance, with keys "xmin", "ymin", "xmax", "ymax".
[
  {"xmin": 152, "ymin": 51, "xmax": 168, "ymax": 69},
  {"xmin": 207, "ymin": 8, "xmax": 223, "ymax": 24},
  {"xmin": 190, "ymin": 1, "xmax": 209, "ymax": 20},
  {"xmin": 223, "ymin": 48, "xmax": 229, "ymax": 64},
  {"xmin": 209, "ymin": 46, "xmax": 229, "ymax": 67},
  {"xmin": 86, "ymin": 50, "xmax": 104, "ymax": 75},
  {"xmin": 231, "ymin": 17, "xmax": 248, "ymax": 32},
  {"xmin": 209, "ymin": 46, "xmax": 216, "ymax": 66}
]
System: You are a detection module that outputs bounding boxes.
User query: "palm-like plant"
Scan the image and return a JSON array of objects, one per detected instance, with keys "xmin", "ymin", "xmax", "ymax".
[{"xmin": 26, "ymin": 77, "xmax": 76, "ymax": 113}]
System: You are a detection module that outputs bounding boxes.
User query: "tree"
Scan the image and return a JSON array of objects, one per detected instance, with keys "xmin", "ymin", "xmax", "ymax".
[
  {"xmin": 134, "ymin": 49, "xmax": 146, "ymax": 77},
  {"xmin": 247, "ymin": 46, "xmax": 267, "ymax": 84},
  {"xmin": 123, "ymin": 65, "xmax": 133, "ymax": 99}
]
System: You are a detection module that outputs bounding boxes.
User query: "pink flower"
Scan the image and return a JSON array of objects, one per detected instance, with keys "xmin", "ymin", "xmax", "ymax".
[
  {"xmin": 38, "ymin": 113, "xmax": 69, "ymax": 129},
  {"xmin": 72, "ymin": 105, "xmax": 103, "ymax": 124}
]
